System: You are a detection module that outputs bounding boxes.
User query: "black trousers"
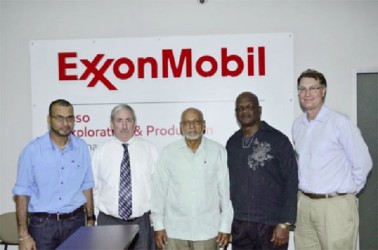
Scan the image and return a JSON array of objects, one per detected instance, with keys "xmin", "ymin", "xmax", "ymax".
[
  {"xmin": 98, "ymin": 211, "xmax": 155, "ymax": 250},
  {"xmin": 231, "ymin": 219, "xmax": 288, "ymax": 250}
]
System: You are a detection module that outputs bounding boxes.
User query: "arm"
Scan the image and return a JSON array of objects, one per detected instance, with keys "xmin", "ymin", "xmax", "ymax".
[
  {"xmin": 217, "ymin": 146, "xmax": 233, "ymax": 247},
  {"xmin": 339, "ymin": 117, "xmax": 373, "ymax": 193},
  {"xmin": 151, "ymin": 149, "xmax": 170, "ymax": 245},
  {"xmin": 83, "ymin": 188, "xmax": 95, "ymax": 226},
  {"xmin": 15, "ymin": 195, "xmax": 36, "ymax": 250},
  {"xmin": 279, "ymin": 139, "xmax": 298, "ymax": 225}
]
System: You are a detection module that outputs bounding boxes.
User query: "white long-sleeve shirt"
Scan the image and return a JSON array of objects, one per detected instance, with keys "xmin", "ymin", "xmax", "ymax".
[
  {"xmin": 92, "ymin": 136, "xmax": 158, "ymax": 219},
  {"xmin": 151, "ymin": 137, "xmax": 233, "ymax": 241},
  {"xmin": 292, "ymin": 105, "xmax": 372, "ymax": 194}
]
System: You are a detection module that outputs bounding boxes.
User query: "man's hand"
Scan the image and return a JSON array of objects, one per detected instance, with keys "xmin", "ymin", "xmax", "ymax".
[
  {"xmin": 19, "ymin": 235, "xmax": 37, "ymax": 250},
  {"xmin": 216, "ymin": 232, "xmax": 230, "ymax": 249},
  {"xmin": 271, "ymin": 224, "xmax": 289, "ymax": 247},
  {"xmin": 154, "ymin": 230, "xmax": 168, "ymax": 249},
  {"xmin": 86, "ymin": 219, "xmax": 95, "ymax": 226}
]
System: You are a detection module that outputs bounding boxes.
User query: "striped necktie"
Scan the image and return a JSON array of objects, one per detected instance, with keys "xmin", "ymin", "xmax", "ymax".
[{"xmin": 119, "ymin": 143, "xmax": 132, "ymax": 220}]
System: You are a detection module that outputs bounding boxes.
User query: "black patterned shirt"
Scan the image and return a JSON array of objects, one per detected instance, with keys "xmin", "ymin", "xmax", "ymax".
[{"xmin": 226, "ymin": 121, "xmax": 298, "ymax": 225}]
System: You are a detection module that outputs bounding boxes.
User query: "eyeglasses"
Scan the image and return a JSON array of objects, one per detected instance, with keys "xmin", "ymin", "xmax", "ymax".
[
  {"xmin": 50, "ymin": 115, "xmax": 75, "ymax": 123},
  {"xmin": 181, "ymin": 120, "xmax": 204, "ymax": 127},
  {"xmin": 235, "ymin": 104, "xmax": 259, "ymax": 112},
  {"xmin": 298, "ymin": 86, "xmax": 323, "ymax": 94}
]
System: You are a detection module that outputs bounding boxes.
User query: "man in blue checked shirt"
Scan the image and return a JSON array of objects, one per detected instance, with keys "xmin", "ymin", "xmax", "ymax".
[{"xmin": 13, "ymin": 99, "xmax": 95, "ymax": 250}]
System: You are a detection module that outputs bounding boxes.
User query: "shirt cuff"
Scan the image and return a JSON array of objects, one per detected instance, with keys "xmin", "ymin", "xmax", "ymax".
[{"xmin": 152, "ymin": 220, "xmax": 165, "ymax": 231}]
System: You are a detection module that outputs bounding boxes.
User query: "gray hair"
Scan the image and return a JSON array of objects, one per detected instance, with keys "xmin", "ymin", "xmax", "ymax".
[{"xmin": 110, "ymin": 104, "xmax": 136, "ymax": 122}]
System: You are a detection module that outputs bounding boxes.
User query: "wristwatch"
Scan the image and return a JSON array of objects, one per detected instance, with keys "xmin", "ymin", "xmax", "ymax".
[{"xmin": 86, "ymin": 214, "xmax": 96, "ymax": 221}]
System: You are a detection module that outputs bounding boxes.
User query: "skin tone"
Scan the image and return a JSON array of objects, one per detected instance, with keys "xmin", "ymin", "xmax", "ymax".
[
  {"xmin": 235, "ymin": 92, "xmax": 262, "ymax": 137},
  {"xmin": 235, "ymin": 92, "xmax": 289, "ymax": 247},
  {"xmin": 16, "ymin": 104, "xmax": 94, "ymax": 250},
  {"xmin": 154, "ymin": 108, "xmax": 230, "ymax": 249},
  {"xmin": 180, "ymin": 108, "xmax": 206, "ymax": 152},
  {"xmin": 111, "ymin": 108, "xmax": 136, "ymax": 143},
  {"xmin": 48, "ymin": 105, "xmax": 75, "ymax": 148},
  {"xmin": 298, "ymin": 77, "xmax": 326, "ymax": 120}
]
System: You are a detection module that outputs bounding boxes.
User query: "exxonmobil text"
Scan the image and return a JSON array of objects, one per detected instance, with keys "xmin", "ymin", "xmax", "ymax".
[{"xmin": 58, "ymin": 47, "xmax": 266, "ymax": 91}]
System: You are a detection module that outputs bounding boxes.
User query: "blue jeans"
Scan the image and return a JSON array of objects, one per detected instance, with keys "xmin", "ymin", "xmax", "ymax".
[{"xmin": 29, "ymin": 211, "xmax": 85, "ymax": 250}]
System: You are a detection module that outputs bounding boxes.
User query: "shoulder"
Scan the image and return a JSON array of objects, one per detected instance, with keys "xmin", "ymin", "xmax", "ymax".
[
  {"xmin": 131, "ymin": 136, "xmax": 159, "ymax": 155},
  {"xmin": 160, "ymin": 139, "xmax": 184, "ymax": 154},
  {"xmin": 292, "ymin": 113, "xmax": 306, "ymax": 129},
  {"xmin": 262, "ymin": 122, "xmax": 289, "ymax": 139},
  {"xmin": 21, "ymin": 133, "xmax": 50, "ymax": 153},
  {"xmin": 70, "ymin": 134, "xmax": 88, "ymax": 146},
  {"xmin": 132, "ymin": 136, "xmax": 157, "ymax": 148},
  {"xmin": 322, "ymin": 106, "xmax": 354, "ymax": 127},
  {"xmin": 226, "ymin": 130, "xmax": 242, "ymax": 145},
  {"xmin": 260, "ymin": 122, "xmax": 292, "ymax": 147}
]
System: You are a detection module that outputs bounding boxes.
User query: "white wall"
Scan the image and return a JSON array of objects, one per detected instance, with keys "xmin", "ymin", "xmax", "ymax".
[{"xmin": 1, "ymin": 0, "xmax": 377, "ymax": 216}]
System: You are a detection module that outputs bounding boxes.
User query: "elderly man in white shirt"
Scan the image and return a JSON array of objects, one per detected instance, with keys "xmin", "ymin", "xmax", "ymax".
[
  {"xmin": 92, "ymin": 104, "xmax": 159, "ymax": 249},
  {"xmin": 151, "ymin": 107, "xmax": 233, "ymax": 250}
]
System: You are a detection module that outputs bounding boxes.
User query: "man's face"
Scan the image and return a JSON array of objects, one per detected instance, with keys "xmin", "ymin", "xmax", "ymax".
[
  {"xmin": 235, "ymin": 95, "xmax": 261, "ymax": 128},
  {"xmin": 298, "ymin": 77, "xmax": 326, "ymax": 112},
  {"xmin": 48, "ymin": 105, "xmax": 75, "ymax": 138},
  {"xmin": 111, "ymin": 109, "xmax": 136, "ymax": 142},
  {"xmin": 180, "ymin": 109, "xmax": 205, "ymax": 141}
]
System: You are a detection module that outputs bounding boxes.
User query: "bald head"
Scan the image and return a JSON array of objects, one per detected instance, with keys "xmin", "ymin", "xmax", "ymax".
[
  {"xmin": 181, "ymin": 108, "xmax": 204, "ymax": 122},
  {"xmin": 235, "ymin": 92, "xmax": 260, "ymax": 107}
]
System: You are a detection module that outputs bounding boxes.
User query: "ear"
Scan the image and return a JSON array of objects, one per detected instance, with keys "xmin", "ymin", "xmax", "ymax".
[
  {"xmin": 47, "ymin": 114, "xmax": 51, "ymax": 126},
  {"xmin": 322, "ymin": 87, "xmax": 327, "ymax": 97}
]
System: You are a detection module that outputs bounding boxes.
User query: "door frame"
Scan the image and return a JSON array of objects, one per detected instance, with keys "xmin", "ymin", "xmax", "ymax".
[{"xmin": 352, "ymin": 67, "xmax": 378, "ymax": 123}]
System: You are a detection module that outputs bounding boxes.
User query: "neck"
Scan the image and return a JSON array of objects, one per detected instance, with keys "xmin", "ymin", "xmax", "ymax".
[
  {"xmin": 50, "ymin": 132, "xmax": 69, "ymax": 149},
  {"xmin": 185, "ymin": 138, "xmax": 202, "ymax": 153},
  {"xmin": 242, "ymin": 122, "xmax": 261, "ymax": 137},
  {"xmin": 306, "ymin": 106, "xmax": 322, "ymax": 121}
]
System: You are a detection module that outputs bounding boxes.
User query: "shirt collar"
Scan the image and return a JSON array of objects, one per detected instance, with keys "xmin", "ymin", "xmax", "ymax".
[
  {"xmin": 301, "ymin": 104, "xmax": 329, "ymax": 124},
  {"xmin": 178, "ymin": 137, "xmax": 206, "ymax": 152},
  {"xmin": 47, "ymin": 133, "xmax": 74, "ymax": 151},
  {"xmin": 114, "ymin": 136, "xmax": 135, "ymax": 146}
]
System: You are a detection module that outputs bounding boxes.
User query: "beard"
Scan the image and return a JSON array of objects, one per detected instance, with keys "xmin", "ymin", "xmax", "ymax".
[
  {"xmin": 183, "ymin": 131, "xmax": 202, "ymax": 140},
  {"xmin": 50, "ymin": 125, "xmax": 72, "ymax": 137}
]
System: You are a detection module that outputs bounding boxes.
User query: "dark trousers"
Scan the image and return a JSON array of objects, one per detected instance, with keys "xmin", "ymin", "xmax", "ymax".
[
  {"xmin": 29, "ymin": 210, "xmax": 85, "ymax": 250},
  {"xmin": 98, "ymin": 211, "xmax": 155, "ymax": 250},
  {"xmin": 231, "ymin": 219, "xmax": 288, "ymax": 250}
]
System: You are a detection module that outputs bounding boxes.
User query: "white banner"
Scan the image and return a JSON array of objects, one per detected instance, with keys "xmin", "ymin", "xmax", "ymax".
[{"xmin": 30, "ymin": 33, "xmax": 294, "ymax": 152}]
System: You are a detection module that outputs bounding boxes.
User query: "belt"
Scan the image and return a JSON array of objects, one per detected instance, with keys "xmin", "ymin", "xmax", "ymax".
[
  {"xmin": 301, "ymin": 191, "xmax": 347, "ymax": 199},
  {"xmin": 99, "ymin": 211, "xmax": 145, "ymax": 222},
  {"xmin": 31, "ymin": 206, "xmax": 84, "ymax": 220}
]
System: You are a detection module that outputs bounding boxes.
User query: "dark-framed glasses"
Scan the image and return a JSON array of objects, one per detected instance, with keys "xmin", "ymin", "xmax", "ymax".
[{"xmin": 50, "ymin": 115, "xmax": 75, "ymax": 123}]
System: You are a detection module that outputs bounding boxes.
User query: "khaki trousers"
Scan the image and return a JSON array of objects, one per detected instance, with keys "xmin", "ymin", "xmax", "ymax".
[
  {"xmin": 166, "ymin": 237, "xmax": 218, "ymax": 250},
  {"xmin": 294, "ymin": 192, "xmax": 359, "ymax": 250}
]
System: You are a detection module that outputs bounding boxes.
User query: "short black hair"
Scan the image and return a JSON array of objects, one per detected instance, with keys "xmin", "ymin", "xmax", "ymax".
[{"xmin": 49, "ymin": 99, "xmax": 73, "ymax": 115}]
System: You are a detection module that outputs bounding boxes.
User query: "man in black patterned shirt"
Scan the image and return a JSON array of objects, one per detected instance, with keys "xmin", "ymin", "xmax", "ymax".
[{"xmin": 226, "ymin": 92, "xmax": 298, "ymax": 250}]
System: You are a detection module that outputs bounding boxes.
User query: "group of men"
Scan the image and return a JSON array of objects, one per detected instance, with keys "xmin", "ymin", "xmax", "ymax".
[{"xmin": 13, "ymin": 69, "xmax": 372, "ymax": 250}]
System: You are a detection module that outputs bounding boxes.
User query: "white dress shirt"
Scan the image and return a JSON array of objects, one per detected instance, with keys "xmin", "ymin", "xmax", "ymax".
[
  {"xmin": 92, "ymin": 136, "xmax": 159, "ymax": 219},
  {"xmin": 151, "ymin": 137, "xmax": 234, "ymax": 241},
  {"xmin": 292, "ymin": 105, "xmax": 372, "ymax": 194}
]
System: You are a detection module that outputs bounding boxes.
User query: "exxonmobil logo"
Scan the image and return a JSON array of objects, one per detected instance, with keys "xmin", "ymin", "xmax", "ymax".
[{"xmin": 58, "ymin": 47, "xmax": 266, "ymax": 91}]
